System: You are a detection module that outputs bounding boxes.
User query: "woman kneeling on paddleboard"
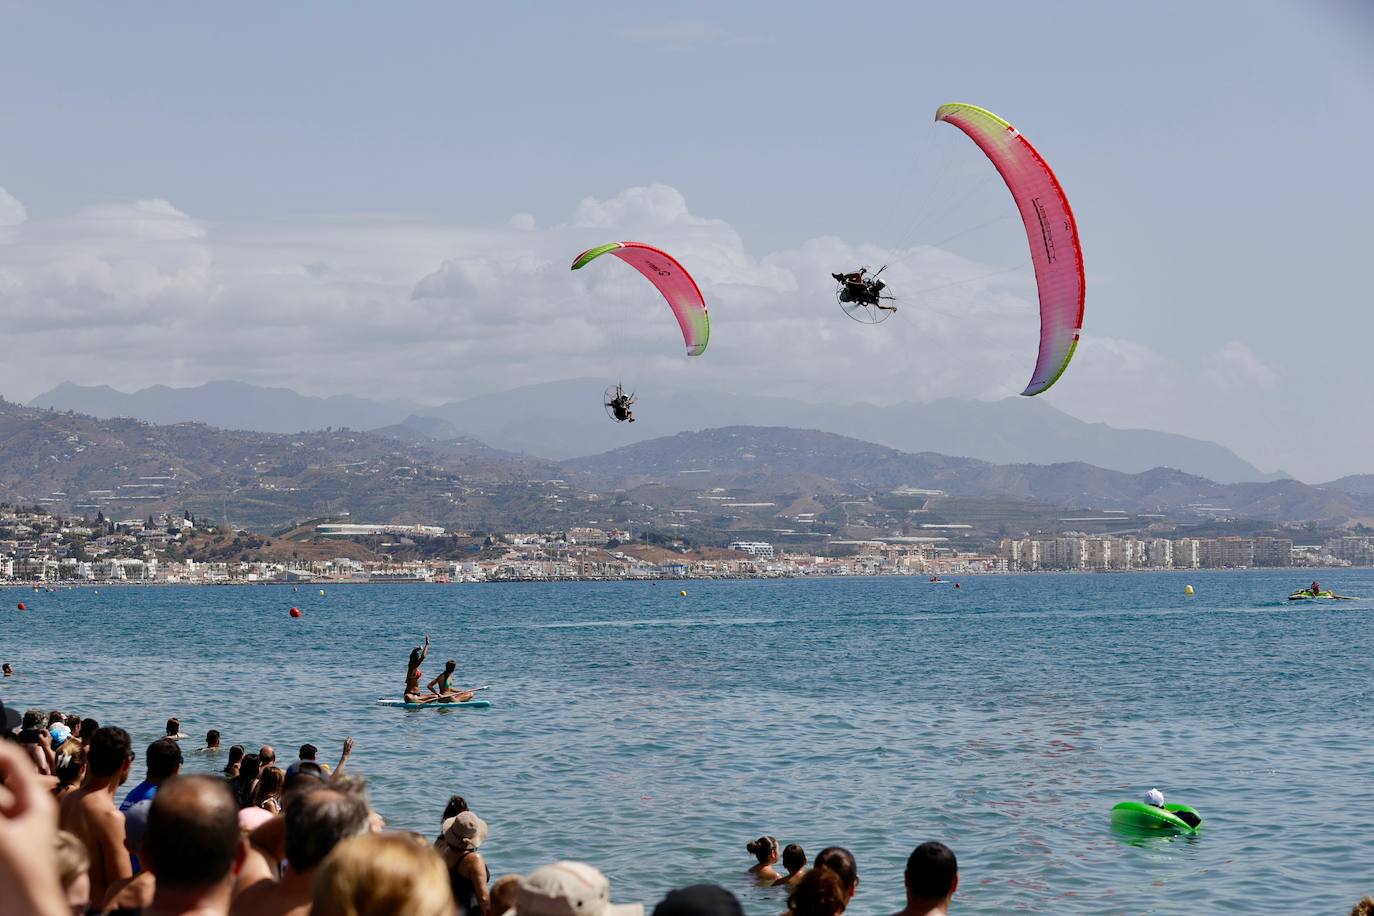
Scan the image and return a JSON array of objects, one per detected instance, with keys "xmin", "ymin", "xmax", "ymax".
[{"xmin": 404, "ymin": 634, "xmax": 431, "ymax": 703}]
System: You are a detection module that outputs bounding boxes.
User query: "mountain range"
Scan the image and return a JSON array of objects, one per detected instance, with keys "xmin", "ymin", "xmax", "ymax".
[
  {"xmin": 8, "ymin": 400, "xmax": 1373, "ymax": 538},
  {"xmin": 29, "ymin": 379, "xmax": 1282, "ymax": 484}
]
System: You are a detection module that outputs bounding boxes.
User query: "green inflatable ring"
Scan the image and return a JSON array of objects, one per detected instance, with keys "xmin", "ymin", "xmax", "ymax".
[{"xmin": 1110, "ymin": 802, "xmax": 1202, "ymax": 835}]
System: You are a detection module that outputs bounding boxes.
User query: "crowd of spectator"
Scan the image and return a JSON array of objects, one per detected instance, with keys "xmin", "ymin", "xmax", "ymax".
[{"xmin": 1, "ymin": 696, "xmax": 959, "ymax": 915}]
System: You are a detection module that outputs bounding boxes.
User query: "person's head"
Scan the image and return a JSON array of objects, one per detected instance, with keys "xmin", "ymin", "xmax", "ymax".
[
  {"xmin": 80, "ymin": 718, "xmax": 98, "ymax": 744},
  {"xmin": 299, "ymin": 743, "xmax": 319, "ymax": 761},
  {"xmin": 87, "ymin": 726, "xmax": 134, "ymax": 782},
  {"xmin": 903, "ymin": 842, "xmax": 958, "ymax": 906},
  {"xmin": 205, "ymin": 729, "xmax": 220, "ymax": 748},
  {"xmin": 490, "ymin": 874, "xmax": 522, "ymax": 916},
  {"xmin": 48, "ymin": 709, "xmax": 65, "ymax": 727},
  {"xmin": 1, "ymin": 663, "xmax": 10, "ymax": 676},
  {"xmin": 782, "ymin": 843, "xmax": 807, "ymax": 874},
  {"xmin": 225, "ymin": 744, "xmax": 244, "ymax": 767},
  {"xmin": 1143, "ymin": 788, "xmax": 1165, "ymax": 807},
  {"xmin": 22, "ymin": 708, "xmax": 45, "ymax": 731},
  {"xmin": 49, "ymin": 722, "xmax": 73, "ymax": 748},
  {"xmin": 54, "ymin": 743, "xmax": 86, "ymax": 788},
  {"xmin": 64, "ymin": 714, "xmax": 80, "ymax": 733},
  {"xmin": 165, "ymin": 717, "xmax": 181, "ymax": 736},
  {"xmin": 652, "ymin": 884, "xmax": 744, "ymax": 916},
  {"xmin": 516, "ymin": 861, "xmax": 644, "ymax": 916},
  {"xmin": 1350, "ymin": 896, "xmax": 1374, "ymax": 916},
  {"xmin": 285, "ymin": 786, "xmax": 371, "ymax": 874},
  {"xmin": 813, "ymin": 847, "xmax": 858, "ymax": 896},
  {"xmin": 56, "ymin": 830, "xmax": 91, "ymax": 915},
  {"xmin": 257, "ymin": 766, "xmax": 285, "ymax": 800},
  {"xmin": 146, "ymin": 737, "xmax": 184, "ymax": 782},
  {"xmin": 285, "ymin": 766, "xmax": 326, "ymax": 800},
  {"xmin": 258, "ymin": 745, "xmax": 276, "ymax": 767},
  {"xmin": 440, "ymin": 811, "xmax": 488, "ymax": 852},
  {"xmin": 408, "ymin": 646, "xmax": 424, "ymax": 669},
  {"xmin": 238, "ymin": 753, "xmax": 261, "ymax": 783},
  {"xmin": 441, "ymin": 794, "xmax": 468, "ymax": 820},
  {"xmin": 143, "ymin": 776, "xmax": 244, "ymax": 894},
  {"xmin": 787, "ymin": 867, "xmax": 849, "ymax": 916},
  {"xmin": 443, "ymin": 659, "xmax": 456, "ymax": 675},
  {"xmin": 311, "ymin": 832, "xmax": 452, "ymax": 916},
  {"xmin": 747, "ymin": 835, "xmax": 779, "ymax": 865}
]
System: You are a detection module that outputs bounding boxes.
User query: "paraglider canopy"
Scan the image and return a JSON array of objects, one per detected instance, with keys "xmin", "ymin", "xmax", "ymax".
[
  {"xmin": 570, "ymin": 241, "xmax": 710, "ymax": 356},
  {"xmin": 935, "ymin": 103, "xmax": 1085, "ymax": 396}
]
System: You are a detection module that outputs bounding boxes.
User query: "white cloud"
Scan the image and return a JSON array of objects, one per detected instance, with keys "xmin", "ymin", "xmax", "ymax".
[
  {"xmin": 0, "ymin": 186, "xmax": 25, "ymax": 227},
  {"xmin": 0, "ymin": 182, "xmax": 1346, "ymax": 477},
  {"xmin": 0, "ymin": 184, "xmax": 1048, "ymax": 410},
  {"xmin": 1203, "ymin": 340, "xmax": 1278, "ymax": 391}
]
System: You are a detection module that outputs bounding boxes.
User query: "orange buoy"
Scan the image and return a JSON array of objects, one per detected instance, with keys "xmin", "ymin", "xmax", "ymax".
[
  {"xmin": 289, "ymin": 607, "xmax": 302, "ymax": 618},
  {"xmin": 16, "ymin": 602, "xmax": 25, "ymax": 610}
]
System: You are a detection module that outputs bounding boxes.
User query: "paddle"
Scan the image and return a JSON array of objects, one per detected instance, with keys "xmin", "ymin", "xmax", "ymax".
[
  {"xmin": 433, "ymin": 685, "xmax": 492, "ymax": 704},
  {"xmin": 395, "ymin": 685, "xmax": 493, "ymax": 706}
]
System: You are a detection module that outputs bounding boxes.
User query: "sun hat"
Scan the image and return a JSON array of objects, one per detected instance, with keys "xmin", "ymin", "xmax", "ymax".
[
  {"xmin": 442, "ymin": 811, "xmax": 488, "ymax": 851},
  {"xmin": 515, "ymin": 861, "xmax": 644, "ymax": 916},
  {"xmin": 652, "ymin": 884, "xmax": 744, "ymax": 916},
  {"xmin": 1143, "ymin": 788, "xmax": 1165, "ymax": 807}
]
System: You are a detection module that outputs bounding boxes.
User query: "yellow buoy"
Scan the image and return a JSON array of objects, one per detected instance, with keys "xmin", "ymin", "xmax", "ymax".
[
  {"xmin": 319, "ymin": 589, "xmax": 326, "ymax": 596},
  {"xmin": 679, "ymin": 590, "xmax": 687, "ymax": 597},
  {"xmin": 1185, "ymin": 584, "xmax": 1194, "ymax": 596}
]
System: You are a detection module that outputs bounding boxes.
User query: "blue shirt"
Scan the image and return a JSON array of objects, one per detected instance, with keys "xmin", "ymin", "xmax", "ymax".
[{"xmin": 120, "ymin": 780, "xmax": 157, "ymax": 812}]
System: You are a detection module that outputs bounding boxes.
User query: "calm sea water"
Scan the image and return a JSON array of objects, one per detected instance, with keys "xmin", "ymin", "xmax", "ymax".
[{"xmin": 3, "ymin": 571, "xmax": 1372, "ymax": 914}]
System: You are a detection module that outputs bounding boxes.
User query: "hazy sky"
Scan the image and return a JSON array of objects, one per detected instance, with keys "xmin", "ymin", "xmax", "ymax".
[{"xmin": 1, "ymin": 1, "xmax": 1371, "ymax": 481}]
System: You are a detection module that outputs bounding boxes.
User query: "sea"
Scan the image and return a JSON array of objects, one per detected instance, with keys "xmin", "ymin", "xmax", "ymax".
[{"xmin": 3, "ymin": 569, "xmax": 1372, "ymax": 914}]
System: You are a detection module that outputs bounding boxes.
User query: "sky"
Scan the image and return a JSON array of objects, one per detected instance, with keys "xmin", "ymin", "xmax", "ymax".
[{"xmin": 0, "ymin": 1, "xmax": 1371, "ymax": 481}]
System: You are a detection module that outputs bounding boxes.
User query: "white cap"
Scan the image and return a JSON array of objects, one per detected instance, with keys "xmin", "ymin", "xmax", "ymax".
[
  {"xmin": 516, "ymin": 862, "xmax": 644, "ymax": 916},
  {"xmin": 1143, "ymin": 788, "xmax": 1165, "ymax": 807}
]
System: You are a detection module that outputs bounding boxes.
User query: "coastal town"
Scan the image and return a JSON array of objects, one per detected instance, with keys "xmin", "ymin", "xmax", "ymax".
[{"xmin": 3, "ymin": 505, "xmax": 1373, "ymax": 585}]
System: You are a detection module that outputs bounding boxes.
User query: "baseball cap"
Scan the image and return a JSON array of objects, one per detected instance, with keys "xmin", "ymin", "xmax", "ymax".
[
  {"xmin": 49, "ymin": 723, "xmax": 72, "ymax": 745},
  {"xmin": 515, "ymin": 862, "xmax": 644, "ymax": 916},
  {"xmin": 652, "ymin": 884, "xmax": 744, "ymax": 916}
]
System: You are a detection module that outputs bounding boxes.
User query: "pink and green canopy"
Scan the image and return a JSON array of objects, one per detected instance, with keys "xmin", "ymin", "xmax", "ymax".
[
  {"xmin": 936, "ymin": 103, "xmax": 1085, "ymax": 396},
  {"xmin": 571, "ymin": 241, "xmax": 710, "ymax": 356}
]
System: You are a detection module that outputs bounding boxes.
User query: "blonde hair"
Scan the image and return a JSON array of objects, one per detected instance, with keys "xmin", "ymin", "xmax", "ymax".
[
  {"xmin": 55, "ymin": 830, "xmax": 90, "ymax": 889},
  {"xmin": 490, "ymin": 874, "xmax": 522, "ymax": 915},
  {"xmin": 312, "ymin": 832, "xmax": 452, "ymax": 916}
]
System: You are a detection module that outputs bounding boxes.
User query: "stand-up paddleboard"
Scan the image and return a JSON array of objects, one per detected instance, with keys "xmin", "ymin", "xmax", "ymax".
[
  {"xmin": 377, "ymin": 698, "xmax": 492, "ymax": 710},
  {"xmin": 378, "ymin": 685, "xmax": 492, "ymax": 709}
]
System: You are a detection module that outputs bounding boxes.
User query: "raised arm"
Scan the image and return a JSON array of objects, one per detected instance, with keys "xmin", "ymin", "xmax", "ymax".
[
  {"xmin": 0, "ymin": 742, "xmax": 69, "ymax": 916},
  {"xmin": 332, "ymin": 737, "xmax": 354, "ymax": 777}
]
